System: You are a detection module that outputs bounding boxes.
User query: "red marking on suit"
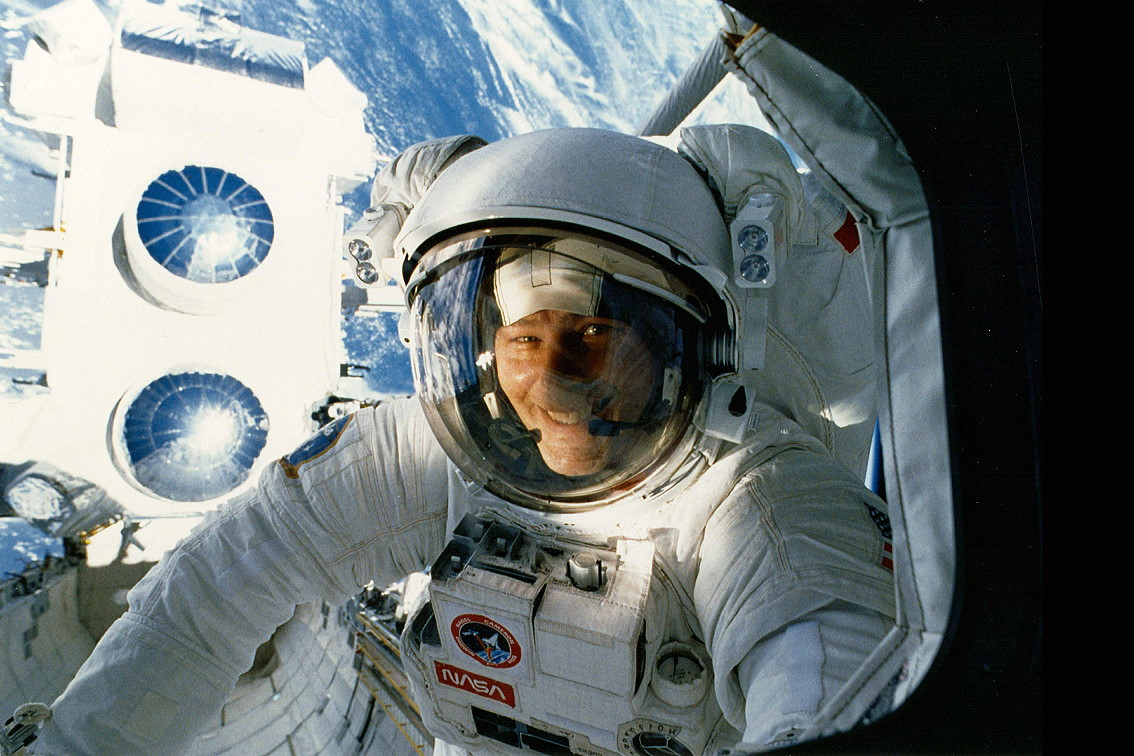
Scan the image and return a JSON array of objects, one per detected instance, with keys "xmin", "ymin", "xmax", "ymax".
[
  {"xmin": 834, "ymin": 211, "xmax": 860, "ymax": 254},
  {"xmin": 434, "ymin": 661, "xmax": 516, "ymax": 707}
]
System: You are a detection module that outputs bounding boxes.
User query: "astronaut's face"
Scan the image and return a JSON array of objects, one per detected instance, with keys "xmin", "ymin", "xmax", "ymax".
[{"xmin": 494, "ymin": 309, "xmax": 656, "ymax": 476}]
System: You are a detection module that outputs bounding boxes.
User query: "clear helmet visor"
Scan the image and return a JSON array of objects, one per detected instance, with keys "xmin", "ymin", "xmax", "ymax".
[{"xmin": 407, "ymin": 227, "xmax": 708, "ymax": 511}]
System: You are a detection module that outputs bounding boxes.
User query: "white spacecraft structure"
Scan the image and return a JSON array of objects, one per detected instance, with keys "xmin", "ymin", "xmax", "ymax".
[{"xmin": 1, "ymin": 0, "xmax": 429, "ymax": 752}]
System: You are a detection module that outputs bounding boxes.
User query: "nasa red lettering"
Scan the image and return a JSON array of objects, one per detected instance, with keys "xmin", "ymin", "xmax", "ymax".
[
  {"xmin": 434, "ymin": 661, "xmax": 517, "ymax": 707},
  {"xmin": 450, "ymin": 613, "xmax": 522, "ymax": 668}
]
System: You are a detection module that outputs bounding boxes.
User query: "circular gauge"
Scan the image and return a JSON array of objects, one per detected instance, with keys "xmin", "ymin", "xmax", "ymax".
[
  {"xmin": 134, "ymin": 165, "xmax": 274, "ymax": 284},
  {"xmin": 630, "ymin": 731, "xmax": 694, "ymax": 756},
  {"xmin": 113, "ymin": 370, "xmax": 269, "ymax": 502}
]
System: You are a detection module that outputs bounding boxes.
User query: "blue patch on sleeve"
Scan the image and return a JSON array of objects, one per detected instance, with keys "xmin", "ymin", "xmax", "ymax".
[{"xmin": 279, "ymin": 415, "xmax": 353, "ymax": 479}]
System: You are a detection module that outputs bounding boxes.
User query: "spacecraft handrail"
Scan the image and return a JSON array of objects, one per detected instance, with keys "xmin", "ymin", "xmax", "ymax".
[
  {"xmin": 635, "ymin": 34, "xmax": 729, "ymax": 137},
  {"xmin": 118, "ymin": 1, "xmax": 306, "ymax": 89}
]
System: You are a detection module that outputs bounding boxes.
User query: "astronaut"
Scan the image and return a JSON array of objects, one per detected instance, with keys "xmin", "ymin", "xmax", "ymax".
[
  {"xmin": 18, "ymin": 10, "xmax": 919, "ymax": 756},
  {"xmin": 375, "ymin": 124, "xmax": 894, "ymax": 756}
]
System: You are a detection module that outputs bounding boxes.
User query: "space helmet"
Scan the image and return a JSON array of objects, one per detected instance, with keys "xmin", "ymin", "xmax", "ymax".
[{"xmin": 391, "ymin": 128, "xmax": 752, "ymax": 512}]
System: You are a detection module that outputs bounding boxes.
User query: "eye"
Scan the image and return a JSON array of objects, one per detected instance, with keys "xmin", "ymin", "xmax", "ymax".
[{"xmin": 581, "ymin": 323, "xmax": 613, "ymax": 338}]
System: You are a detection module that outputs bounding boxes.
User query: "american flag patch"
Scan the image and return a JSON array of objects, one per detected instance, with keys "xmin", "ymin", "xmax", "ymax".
[{"xmin": 864, "ymin": 502, "xmax": 894, "ymax": 571}]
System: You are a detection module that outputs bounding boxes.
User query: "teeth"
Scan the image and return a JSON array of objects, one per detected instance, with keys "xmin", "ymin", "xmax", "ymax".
[{"xmin": 546, "ymin": 409, "xmax": 584, "ymax": 425}]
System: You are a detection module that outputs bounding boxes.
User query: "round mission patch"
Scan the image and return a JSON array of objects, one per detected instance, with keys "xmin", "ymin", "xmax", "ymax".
[{"xmin": 451, "ymin": 613, "xmax": 522, "ymax": 668}]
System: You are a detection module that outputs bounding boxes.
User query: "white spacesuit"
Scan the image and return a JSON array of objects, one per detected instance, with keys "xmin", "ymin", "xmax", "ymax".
[
  {"xmin": 18, "ymin": 12, "xmax": 922, "ymax": 756},
  {"xmin": 354, "ymin": 122, "xmax": 893, "ymax": 756}
]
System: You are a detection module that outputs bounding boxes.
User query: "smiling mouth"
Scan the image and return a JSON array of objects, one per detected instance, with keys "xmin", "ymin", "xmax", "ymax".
[{"xmin": 542, "ymin": 407, "xmax": 587, "ymax": 426}]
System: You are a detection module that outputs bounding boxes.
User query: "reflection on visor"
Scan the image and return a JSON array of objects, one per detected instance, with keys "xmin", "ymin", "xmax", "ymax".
[{"xmin": 409, "ymin": 229, "xmax": 706, "ymax": 510}]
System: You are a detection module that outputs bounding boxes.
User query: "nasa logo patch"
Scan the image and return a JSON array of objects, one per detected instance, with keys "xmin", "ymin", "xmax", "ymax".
[
  {"xmin": 451, "ymin": 613, "xmax": 521, "ymax": 668},
  {"xmin": 279, "ymin": 415, "xmax": 353, "ymax": 479},
  {"xmin": 434, "ymin": 661, "xmax": 517, "ymax": 707}
]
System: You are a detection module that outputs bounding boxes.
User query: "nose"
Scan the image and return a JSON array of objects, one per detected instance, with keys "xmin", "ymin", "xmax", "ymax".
[
  {"xmin": 531, "ymin": 346, "xmax": 616, "ymax": 413},
  {"xmin": 544, "ymin": 332, "xmax": 601, "ymax": 380}
]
